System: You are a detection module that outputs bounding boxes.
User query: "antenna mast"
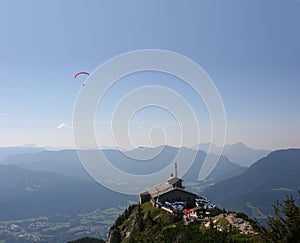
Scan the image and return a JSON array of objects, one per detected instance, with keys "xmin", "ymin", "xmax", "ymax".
[{"xmin": 175, "ymin": 162, "xmax": 178, "ymax": 177}]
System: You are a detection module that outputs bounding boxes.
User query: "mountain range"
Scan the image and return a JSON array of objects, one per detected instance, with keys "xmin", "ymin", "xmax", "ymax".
[
  {"xmin": 0, "ymin": 142, "xmax": 269, "ymax": 168},
  {"xmin": 0, "ymin": 145, "xmax": 44, "ymax": 164},
  {"xmin": 0, "ymin": 144, "xmax": 299, "ymax": 241},
  {"xmin": 0, "ymin": 145, "xmax": 248, "ymax": 220},
  {"xmin": 193, "ymin": 143, "xmax": 270, "ymax": 167},
  {"xmin": 2, "ymin": 146, "xmax": 246, "ymax": 184},
  {"xmin": 0, "ymin": 164, "xmax": 134, "ymax": 220},
  {"xmin": 203, "ymin": 149, "xmax": 300, "ymax": 220},
  {"xmin": 1, "ymin": 145, "xmax": 297, "ymax": 221}
]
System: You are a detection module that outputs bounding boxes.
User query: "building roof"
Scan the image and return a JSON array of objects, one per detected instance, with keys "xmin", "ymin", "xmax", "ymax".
[
  {"xmin": 140, "ymin": 177, "xmax": 194, "ymax": 199},
  {"xmin": 166, "ymin": 177, "xmax": 183, "ymax": 185},
  {"xmin": 140, "ymin": 180, "xmax": 174, "ymax": 197},
  {"xmin": 157, "ymin": 187, "xmax": 198, "ymax": 198}
]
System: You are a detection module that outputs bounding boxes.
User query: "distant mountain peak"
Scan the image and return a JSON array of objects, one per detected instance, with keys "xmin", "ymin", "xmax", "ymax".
[
  {"xmin": 21, "ymin": 143, "xmax": 38, "ymax": 148},
  {"xmin": 226, "ymin": 142, "xmax": 246, "ymax": 148}
]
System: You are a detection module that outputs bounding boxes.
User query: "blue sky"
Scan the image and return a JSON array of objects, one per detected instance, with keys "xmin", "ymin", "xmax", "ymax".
[{"xmin": 0, "ymin": 0, "xmax": 299, "ymax": 149}]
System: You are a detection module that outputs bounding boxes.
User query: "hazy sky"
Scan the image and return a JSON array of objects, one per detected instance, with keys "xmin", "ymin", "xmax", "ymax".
[{"xmin": 0, "ymin": 0, "xmax": 299, "ymax": 150}]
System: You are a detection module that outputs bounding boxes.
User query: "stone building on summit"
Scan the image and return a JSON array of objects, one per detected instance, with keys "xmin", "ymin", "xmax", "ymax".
[{"xmin": 139, "ymin": 176, "xmax": 198, "ymax": 207}]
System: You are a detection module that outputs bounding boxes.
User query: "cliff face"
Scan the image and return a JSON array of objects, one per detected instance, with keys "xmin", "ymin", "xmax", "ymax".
[
  {"xmin": 107, "ymin": 202, "xmax": 262, "ymax": 243},
  {"xmin": 106, "ymin": 229, "xmax": 121, "ymax": 243}
]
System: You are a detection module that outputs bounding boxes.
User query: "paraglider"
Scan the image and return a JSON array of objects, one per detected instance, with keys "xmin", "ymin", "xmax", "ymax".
[
  {"xmin": 74, "ymin": 71, "xmax": 89, "ymax": 86},
  {"xmin": 74, "ymin": 71, "xmax": 89, "ymax": 78}
]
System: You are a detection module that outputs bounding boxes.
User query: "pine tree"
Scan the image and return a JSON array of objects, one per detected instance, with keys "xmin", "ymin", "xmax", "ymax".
[
  {"xmin": 263, "ymin": 193, "xmax": 300, "ymax": 243},
  {"xmin": 267, "ymin": 201, "xmax": 285, "ymax": 242},
  {"xmin": 282, "ymin": 195, "xmax": 300, "ymax": 242}
]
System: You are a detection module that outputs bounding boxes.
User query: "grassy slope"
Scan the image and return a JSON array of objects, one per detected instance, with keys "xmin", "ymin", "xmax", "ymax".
[{"xmin": 111, "ymin": 203, "xmax": 264, "ymax": 243}]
